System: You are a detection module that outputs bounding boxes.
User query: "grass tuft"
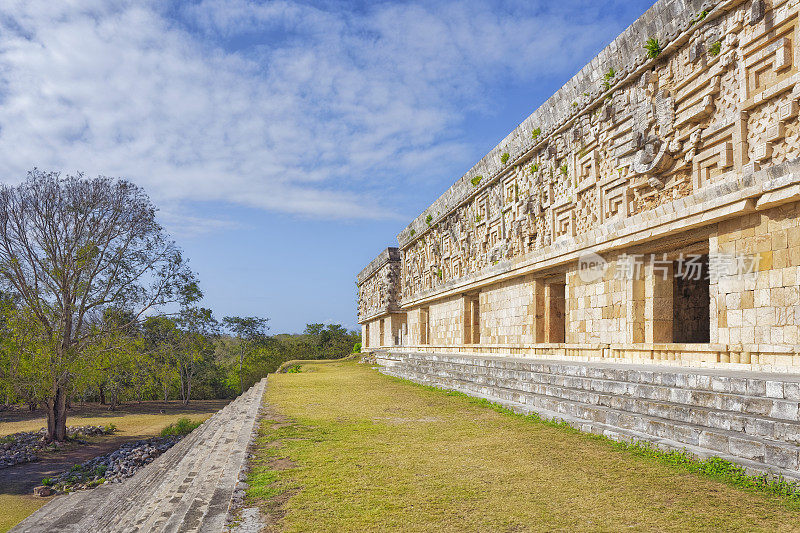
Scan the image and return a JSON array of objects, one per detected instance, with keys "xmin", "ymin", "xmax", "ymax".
[{"xmin": 159, "ymin": 417, "xmax": 202, "ymax": 437}]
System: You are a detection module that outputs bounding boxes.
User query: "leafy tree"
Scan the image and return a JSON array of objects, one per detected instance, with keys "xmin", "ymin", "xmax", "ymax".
[
  {"xmin": 222, "ymin": 316, "xmax": 269, "ymax": 393},
  {"xmin": 175, "ymin": 307, "xmax": 218, "ymax": 405},
  {"xmin": 0, "ymin": 170, "xmax": 196, "ymax": 441},
  {"xmin": 142, "ymin": 316, "xmax": 180, "ymax": 402}
]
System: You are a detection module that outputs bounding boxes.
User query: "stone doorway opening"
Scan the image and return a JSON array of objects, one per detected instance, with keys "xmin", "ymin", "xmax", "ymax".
[
  {"xmin": 546, "ymin": 282, "xmax": 566, "ymax": 343},
  {"xmin": 672, "ymin": 254, "xmax": 710, "ymax": 343},
  {"xmin": 464, "ymin": 294, "xmax": 481, "ymax": 345}
]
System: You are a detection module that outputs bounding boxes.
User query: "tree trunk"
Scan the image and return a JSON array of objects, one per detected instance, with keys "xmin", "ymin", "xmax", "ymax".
[
  {"xmin": 99, "ymin": 385, "xmax": 106, "ymax": 405},
  {"xmin": 46, "ymin": 385, "xmax": 68, "ymax": 442},
  {"xmin": 239, "ymin": 351, "xmax": 244, "ymax": 394},
  {"xmin": 183, "ymin": 374, "xmax": 191, "ymax": 406},
  {"xmin": 163, "ymin": 380, "xmax": 169, "ymax": 403}
]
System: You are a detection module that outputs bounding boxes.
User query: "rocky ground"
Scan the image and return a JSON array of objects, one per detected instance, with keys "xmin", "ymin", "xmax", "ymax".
[
  {"xmin": 39, "ymin": 435, "xmax": 183, "ymax": 494},
  {"xmin": 0, "ymin": 425, "xmax": 116, "ymax": 469}
]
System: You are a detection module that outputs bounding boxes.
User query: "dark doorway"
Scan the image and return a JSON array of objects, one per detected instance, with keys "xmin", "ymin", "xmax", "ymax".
[{"xmin": 673, "ymin": 255, "xmax": 710, "ymax": 343}]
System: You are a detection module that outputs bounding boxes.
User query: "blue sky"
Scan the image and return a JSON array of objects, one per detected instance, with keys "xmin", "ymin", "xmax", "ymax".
[{"xmin": 0, "ymin": 0, "xmax": 654, "ymax": 333}]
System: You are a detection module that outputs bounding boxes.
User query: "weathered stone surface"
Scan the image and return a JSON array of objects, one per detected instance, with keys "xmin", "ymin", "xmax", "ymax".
[{"xmin": 11, "ymin": 378, "xmax": 267, "ymax": 533}]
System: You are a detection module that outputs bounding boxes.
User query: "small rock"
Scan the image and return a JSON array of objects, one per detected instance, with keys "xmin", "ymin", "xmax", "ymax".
[{"xmin": 33, "ymin": 485, "xmax": 53, "ymax": 497}]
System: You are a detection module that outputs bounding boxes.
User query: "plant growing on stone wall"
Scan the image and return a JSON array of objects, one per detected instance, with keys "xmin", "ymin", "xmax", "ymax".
[
  {"xmin": 410, "ymin": 229, "xmax": 416, "ymax": 237},
  {"xmin": 602, "ymin": 68, "xmax": 616, "ymax": 91},
  {"xmin": 690, "ymin": 10, "xmax": 709, "ymax": 25},
  {"xmin": 709, "ymin": 40, "xmax": 722, "ymax": 56},
  {"xmin": 560, "ymin": 164, "xmax": 568, "ymax": 176},
  {"xmin": 572, "ymin": 101, "xmax": 578, "ymax": 107},
  {"xmin": 529, "ymin": 163, "xmax": 539, "ymax": 175},
  {"xmin": 475, "ymin": 214, "xmax": 483, "ymax": 223},
  {"xmin": 426, "ymin": 214, "xmax": 433, "ymax": 226},
  {"xmin": 514, "ymin": 183, "xmax": 519, "ymax": 201},
  {"xmin": 436, "ymin": 268, "xmax": 443, "ymax": 280},
  {"xmin": 471, "ymin": 175, "xmax": 483, "ymax": 187},
  {"xmin": 501, "ymin": 152, "xmax": 510, "ymax": 164},
  {"xmin": 644, "ymin": 38, "xmax": 662, "ymax": 59},
  {"xmin": 531, "ymin": 127, "xmax": 541, "ymax": 140}
]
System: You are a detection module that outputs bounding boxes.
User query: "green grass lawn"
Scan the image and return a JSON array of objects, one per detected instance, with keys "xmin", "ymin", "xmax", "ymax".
[{"xmin": 249, "ymin": 361, "xmax": 800, "ymax": 532}]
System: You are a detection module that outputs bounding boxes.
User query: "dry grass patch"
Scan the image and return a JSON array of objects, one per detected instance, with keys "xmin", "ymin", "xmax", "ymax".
[
  {"xmin": 248, "ymin": 361, "xmax": 800, "ymax": 532},
  {"xmin": 0, "ymin": 494, "xmax": 49, "ymax": 533},
  {"xmin": 0, "ymin": 400, "xmax": 229, "ymax": 438}
]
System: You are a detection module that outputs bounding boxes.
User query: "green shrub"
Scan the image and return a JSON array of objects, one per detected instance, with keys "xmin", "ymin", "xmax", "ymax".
[
  {"xmin": 410, "ymin": 229, "xmax": 415, "ymax": 237},
  {"xmin": 531, "ymin": 127, "xmax": 541, "ymax": 140},
  {"xmin": 644, "ymin": 37, "xmax": 661, "ymax": 59},
  {"xmin": 425, "ymin": 214, "xmax": 432, "ymax": 226},
  {"xmin": 352, "ymin": 342, "xmax": 361, "ymax": 353},
  {"xmin": 709, "ymin": 40, "xmax": 721, "ymax": 56},
  {"xmin": 529, "ymin": 164, "xmax": 539, "ymax": 175},
  {"xmin": 103, "ymin": 423, "xmax": 117, "ymax": 434},
  {"xmin": 602, "ymin": 68, "xmax": 615, "ymax": 91},
  {"xmin": 560, "ymin": 164, "xmax": 568, "ymax": 175},
  {"xmin": 286, "ymin": 365, "xmax": 302, "ymax": 373},
  {"xmin": 500, "ymin": 152, "xmax": 510, "ymax": 164},
  {"xmin": 470, "ymin": 175, "xmax": 483, "ymax": 187},
  {"xmin": 690, "ymin": 10, "xmax": 709, "ymax": 25},
  {"xmin": 160, "ymin": 417, "xmax": 203, "ymax": 437}
]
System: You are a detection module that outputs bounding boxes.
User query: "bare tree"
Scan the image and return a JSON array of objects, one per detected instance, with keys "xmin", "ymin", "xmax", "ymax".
[{"xmin": 0, "ymin": 170, "xmax": 196, "ymax": 441}]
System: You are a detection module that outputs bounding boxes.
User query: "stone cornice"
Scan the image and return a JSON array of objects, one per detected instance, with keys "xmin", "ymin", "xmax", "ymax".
[{"xmin": 357, "ymin": 247, "xmax": 400, "ymax": 286}]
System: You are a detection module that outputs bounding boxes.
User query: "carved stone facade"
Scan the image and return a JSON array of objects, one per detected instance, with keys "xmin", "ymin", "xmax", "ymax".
[{"xmin": 358, "ymin": 0, "xmax": 800, "ymax": 371}]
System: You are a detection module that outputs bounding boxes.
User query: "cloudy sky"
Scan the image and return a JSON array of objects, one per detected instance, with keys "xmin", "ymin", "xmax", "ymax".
[{"xmin": 0, "ymin": 0, "xmax": 653, "ymax": 332}]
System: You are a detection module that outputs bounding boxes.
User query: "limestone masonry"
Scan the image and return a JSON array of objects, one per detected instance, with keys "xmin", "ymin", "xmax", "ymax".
[{"xmin": 358, "ymin": 0, "xmax": 800, "ymax": 370}]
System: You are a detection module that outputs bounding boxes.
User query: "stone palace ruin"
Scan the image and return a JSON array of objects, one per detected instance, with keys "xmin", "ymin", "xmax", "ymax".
[{"xmin": 357, "ymin": 0, "xmax": 800, "ymax": 480}]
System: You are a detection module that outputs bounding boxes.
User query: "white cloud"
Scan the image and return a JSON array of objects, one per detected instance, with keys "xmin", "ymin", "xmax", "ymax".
[{"xmin": 0, "ymin": 0, "xmax": 631, "ymax": 225}]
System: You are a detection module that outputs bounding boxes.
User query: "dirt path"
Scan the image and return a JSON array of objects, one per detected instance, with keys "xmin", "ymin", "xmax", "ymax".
[{"xmin": 0, "ymin": 435, "xmax": 144, "ymax": 495}]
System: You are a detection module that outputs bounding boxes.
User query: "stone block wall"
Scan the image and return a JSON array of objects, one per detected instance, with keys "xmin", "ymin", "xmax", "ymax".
[
  {"xmin": 357, "ymin": 0, "xmax": 800, "ymax": 369},
  {"xmin": 567, "ymin": 258, "xmax": 626, "ymax": 344},
  {"xmin": 428, "ymin": 295, "xmax": 465, "ymax": 346},
  {"xmin": 478, "ymin": 275, "xmax": 536, "ymax": 345},
  {"xmin": 713, "ymin": 200, "xmax": 800, "ymax": 347}
]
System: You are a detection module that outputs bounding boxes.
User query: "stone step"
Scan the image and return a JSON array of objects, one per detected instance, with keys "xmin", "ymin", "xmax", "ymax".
[
  {"xmin": 382, "ymin": 360, "xmax": 800, "ymax": 478},
  {"xmin": 390, "ymin": 354, "xmax": 800, "ymax": 422},
  {"xmin": 11, "ymin": 378, "xmax": 267, "ymax": 533},
  {"xmin": 382, "ymin": 367, "xmax": 800, "ymax": 482},
  {"xmin": 387, "ymin": 352, "xmax": 800, "ymax": 400},
  {"xmin": 399, "ymin": 360, "xmax": 800, "ymax": 444}
]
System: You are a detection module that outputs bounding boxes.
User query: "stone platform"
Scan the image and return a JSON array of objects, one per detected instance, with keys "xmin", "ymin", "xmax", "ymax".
[
  {"xmin": 12, "ymin": 378, "xmax": 267, "ymax": 533},
  {"xmin": 377, "ymin": 351, "xmax": 800, "ymax": 480}
]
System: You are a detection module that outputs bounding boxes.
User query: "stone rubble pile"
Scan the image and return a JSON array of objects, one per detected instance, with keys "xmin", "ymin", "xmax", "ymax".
[
  {"xmin": 0, "ymin": 425, "xmax": 116, "ymax": 469},
  {"xmin": 43, "ymin": 436, "xmax": 182, "ymax": 493}
]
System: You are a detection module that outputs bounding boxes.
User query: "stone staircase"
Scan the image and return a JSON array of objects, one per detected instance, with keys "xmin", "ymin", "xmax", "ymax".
[
  {"xmin": 377, "ymin": 351, "xmax": 800, "ymax": 481},
  {"xmin": 12, "ymin": 378, "xmax": 267, "ymax": 533}
]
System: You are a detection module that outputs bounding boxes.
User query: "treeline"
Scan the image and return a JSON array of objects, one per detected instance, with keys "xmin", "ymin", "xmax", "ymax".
[
  {"xmin": 0, "ymin": 170, "xmax": 358, "ymax": 441},
  {"xmin": 1, "ymin": 318, "xmax": 359, "ymax": 410}
]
